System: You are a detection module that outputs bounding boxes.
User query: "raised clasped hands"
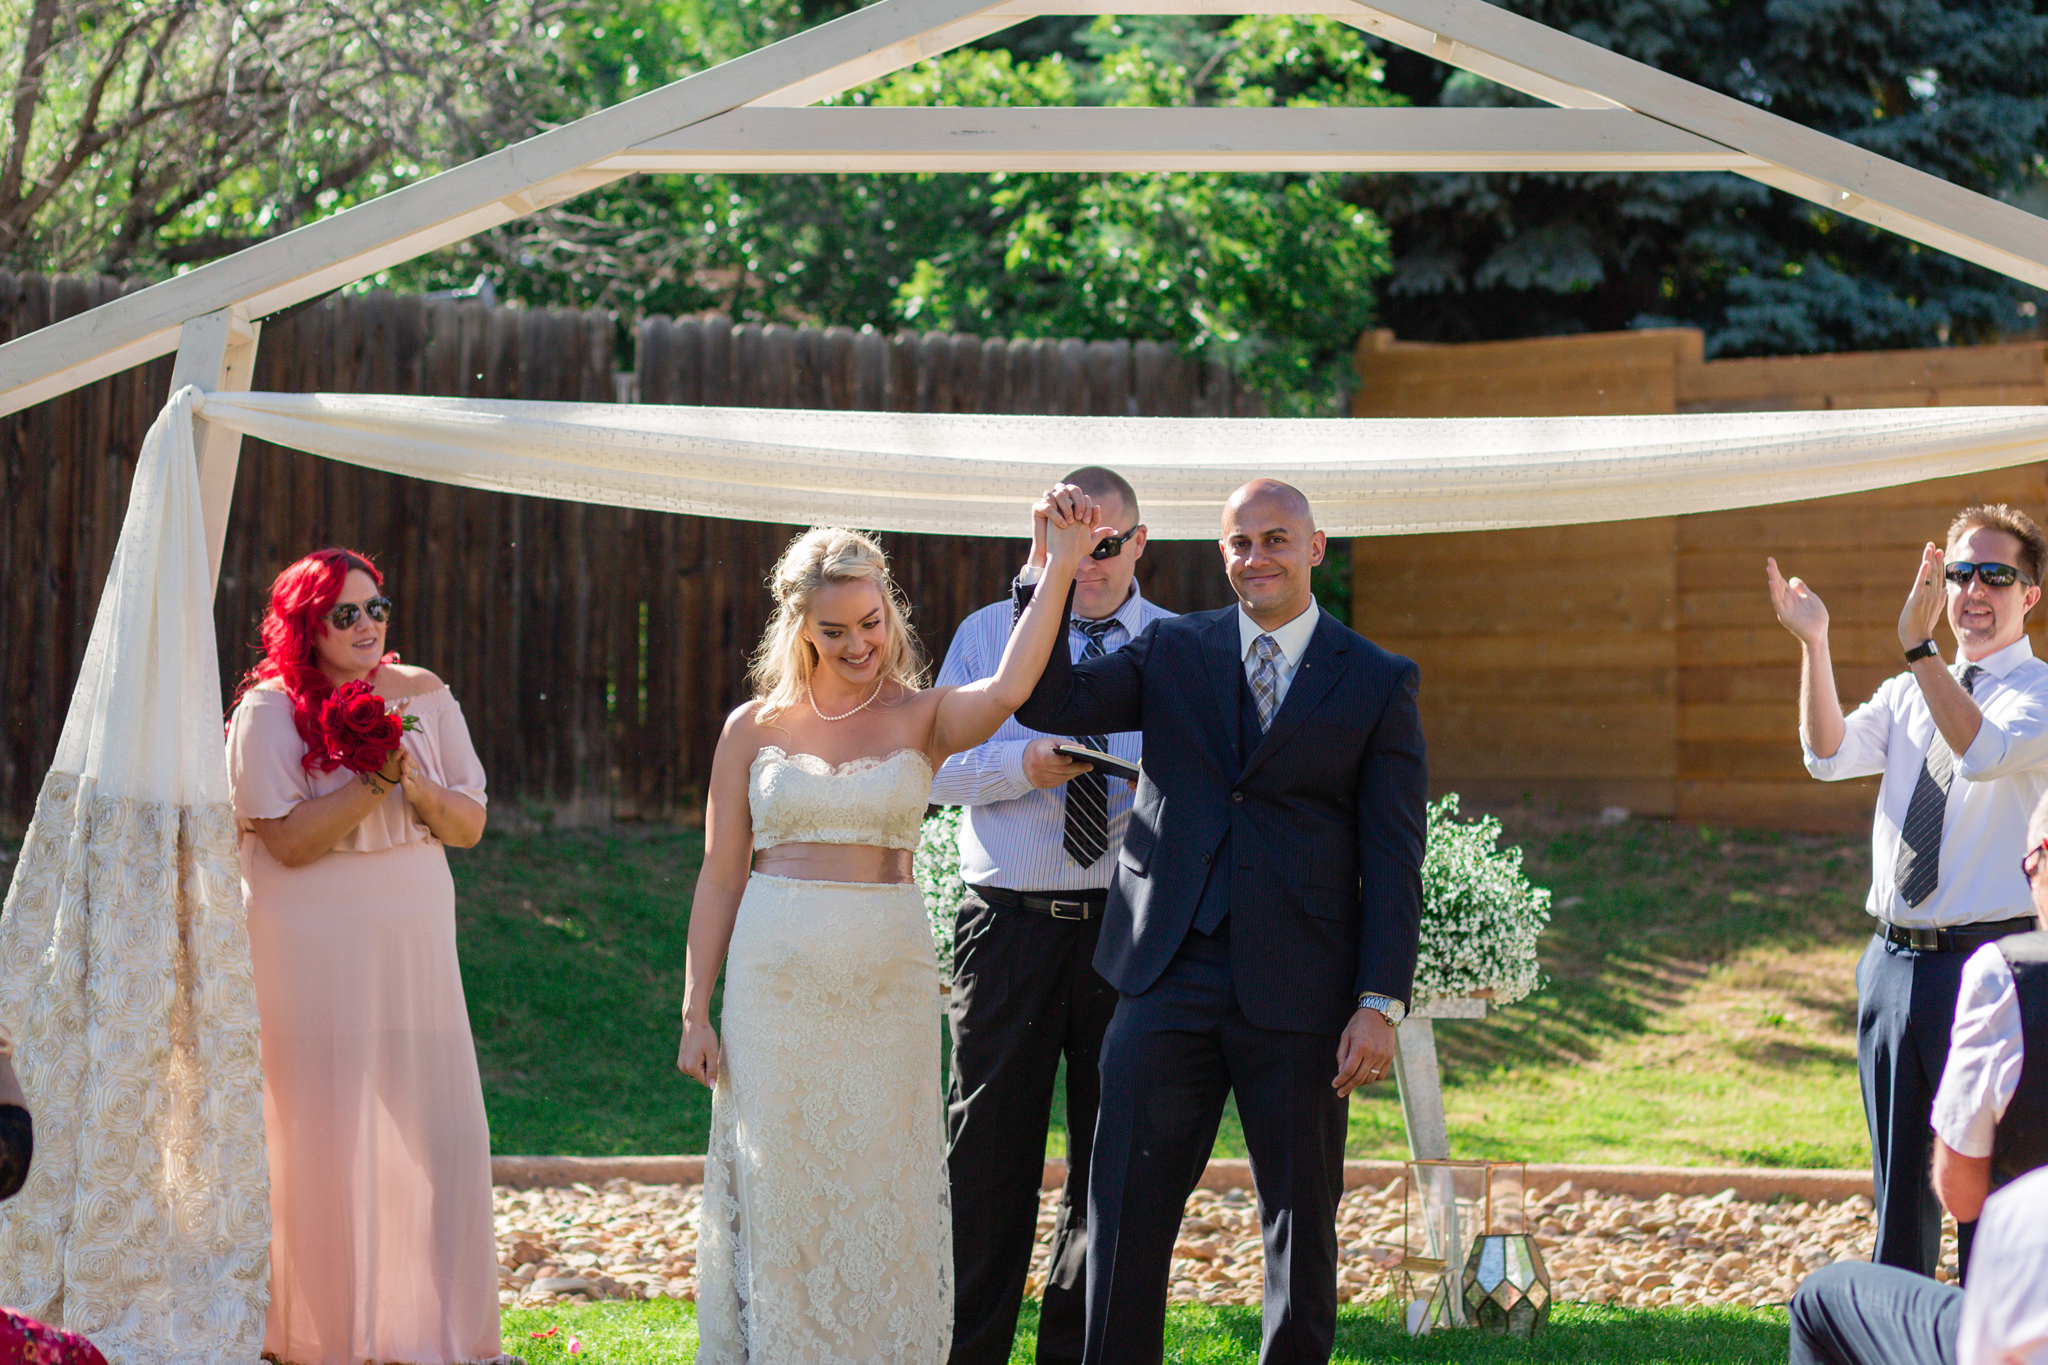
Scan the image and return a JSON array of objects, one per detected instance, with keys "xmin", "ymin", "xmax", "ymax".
[
  {"xmin": 1896, "ymin": 542, "xmax": 1947, "ymax": 652},
  {"xmin": 1035, "ymin": 483, "xmax": 1115, "ymax": 567},
  {"xmin": 1765, "ymin": 555, "xmax": 1830, "ymax": 647}
]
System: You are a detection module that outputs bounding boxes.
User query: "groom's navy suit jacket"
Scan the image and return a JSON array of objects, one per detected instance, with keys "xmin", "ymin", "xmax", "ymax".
[{"xmin": 1015, "ymin": 592, "xmax": 1428, "ymax": 1036}]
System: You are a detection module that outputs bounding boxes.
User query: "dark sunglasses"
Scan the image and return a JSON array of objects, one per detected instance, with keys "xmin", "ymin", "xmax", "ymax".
[
  {"xmin": 1091, "ymin": 527, "xmax": 1142, "ymax": 561},
  {"xmin": 2025, "ymin": 839, "xmax": 2048, "ymax": 881},
  {"xmin": 323, "ymin": 596, "xmax": 393, "ymax": 629},
  {"xmin": 1945, "ymin": 561, "xmax": 2036, "ymax": 588}
]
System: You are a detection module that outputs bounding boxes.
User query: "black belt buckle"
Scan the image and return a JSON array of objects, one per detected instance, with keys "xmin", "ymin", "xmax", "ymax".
[
  {"xmin": 1046, "ymin": 899, "xmax": 1091, "ymax": 921},
  {"xmin": 1903, "ymin": 925, "xmax": 1943, "ymax": 951}
]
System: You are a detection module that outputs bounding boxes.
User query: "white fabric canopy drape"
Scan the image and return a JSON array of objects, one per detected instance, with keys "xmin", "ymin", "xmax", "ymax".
[
  {"xmin": 0, "ymin": 389, "xmax": 269, "ymax": 1363},
  {"xmin": 192, "ymin": 389, "xmax": 2048, "ymax": 537}
]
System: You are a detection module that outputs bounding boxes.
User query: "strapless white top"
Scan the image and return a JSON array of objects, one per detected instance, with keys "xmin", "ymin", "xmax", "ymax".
[{"xmin": 749, "ymin": 746, "xmax": 934, "ymax": 851}]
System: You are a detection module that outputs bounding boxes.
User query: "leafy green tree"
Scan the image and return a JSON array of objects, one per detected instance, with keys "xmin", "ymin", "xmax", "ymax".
[
  {"xmin": 1356, "ymin": 0, "xmax": 2048, "ymax": 354},
  {"xmin": 0, "ymin": 0, "xmax": 566, "ymax": 277}
]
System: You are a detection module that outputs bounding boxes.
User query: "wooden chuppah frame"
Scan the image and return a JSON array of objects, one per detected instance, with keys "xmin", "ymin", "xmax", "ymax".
[{"xmin": 8, "ymin": 0, "xmax": 2048, "ymax": 1158}]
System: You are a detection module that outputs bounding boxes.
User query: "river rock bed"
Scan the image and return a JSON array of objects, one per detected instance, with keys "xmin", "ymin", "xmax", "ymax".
[{"xmin": 495, "ymin": 1177, "xmax": 1956, "ymax": 1311}]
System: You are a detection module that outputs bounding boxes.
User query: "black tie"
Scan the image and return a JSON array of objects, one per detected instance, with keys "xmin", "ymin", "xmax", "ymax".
[
  {"xmin": 1894, "ymin": 664, "xmax": 1986, "ymax": 909},
  {"xmin": 1062, "ymin": 618, "xmax": 1121, "ymax": 867}
]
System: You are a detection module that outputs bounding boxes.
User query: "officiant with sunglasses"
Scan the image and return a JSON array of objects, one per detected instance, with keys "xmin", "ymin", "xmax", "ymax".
[
  {"xmin": 930, "ymin": 466, "xmax": 1175, "ymax": 1365},
  {"xmin": 1769, "ymin": 503, "xmax": 2048, "ymax": 1279}
]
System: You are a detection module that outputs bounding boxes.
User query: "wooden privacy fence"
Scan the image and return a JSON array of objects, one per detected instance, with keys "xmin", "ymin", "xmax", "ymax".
[
  {"xmin": 0, "ymin": 271, "xmax": 1252, "ymax": 835},
  {"xmin": 1351, "ymin": 327, "xmax": 2048, "ymax": 834}
]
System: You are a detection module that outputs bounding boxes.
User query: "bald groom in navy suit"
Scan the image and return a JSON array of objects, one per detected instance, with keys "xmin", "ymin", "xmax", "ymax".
[{"xmin": 1015, "ymin": 479, "xmax": 1428, "ymax": 1365}]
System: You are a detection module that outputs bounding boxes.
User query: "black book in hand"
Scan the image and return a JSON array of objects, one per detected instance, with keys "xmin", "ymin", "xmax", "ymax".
[{"xmin": 1054, "ymin": 744, "xmax": 1142, "ymax": 782}]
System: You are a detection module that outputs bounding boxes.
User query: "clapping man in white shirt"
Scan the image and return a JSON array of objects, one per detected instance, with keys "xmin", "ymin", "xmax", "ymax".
[{"xmin": 1769, "ymin": 503, "xmax": 2048, "ymax": 1276}]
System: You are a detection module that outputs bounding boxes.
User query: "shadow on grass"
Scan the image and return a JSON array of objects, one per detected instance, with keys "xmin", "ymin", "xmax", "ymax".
[{"xmin": 1427, "ymin": 815, "xmax": 1872, "ymax": 1085}]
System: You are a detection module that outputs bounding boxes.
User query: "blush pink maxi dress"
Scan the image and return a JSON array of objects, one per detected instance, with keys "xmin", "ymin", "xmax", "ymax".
[{"xmin": 226, "ymin": 686, "xmax": 501, "ymax": 1365}]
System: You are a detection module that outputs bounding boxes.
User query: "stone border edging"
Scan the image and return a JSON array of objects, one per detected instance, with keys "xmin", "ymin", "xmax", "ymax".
[{"xmin": 492, "ymin": 1155, "xmax": 1871, "ymax": 1205}]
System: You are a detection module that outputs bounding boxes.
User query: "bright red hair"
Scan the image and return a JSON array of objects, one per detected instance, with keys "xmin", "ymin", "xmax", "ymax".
[{"xmin": 233, "ymin": 547, "xmax": 398, "ymax": 771}]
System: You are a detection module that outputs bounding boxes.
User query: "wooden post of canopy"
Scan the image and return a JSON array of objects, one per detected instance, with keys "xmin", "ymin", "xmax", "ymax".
[{"xmin": 168, "ymin": 307, "xmax": 261, "ymax": 590}]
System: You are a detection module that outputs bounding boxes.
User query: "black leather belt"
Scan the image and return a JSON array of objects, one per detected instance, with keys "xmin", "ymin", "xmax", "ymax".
[
  {"xmin": 1880, "ymin": 916, "xmax": 2036, "ymax": 952},
  {"xmin": 971, "ymin": 885, "xmax": 1107, "ymax": 921}
]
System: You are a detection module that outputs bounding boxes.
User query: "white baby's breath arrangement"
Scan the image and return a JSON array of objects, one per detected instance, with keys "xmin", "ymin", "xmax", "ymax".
[
  {"xmin": 915, "ymin": 806, "xmax": 968, "ymax": 980},
  {"xmin": 914, "ymin": 794, "xmax": 1551, "ymax": 1004},
  {"xmin": 1415, "ymin": 794, "xmax": 1551, "ymax": 1007}
]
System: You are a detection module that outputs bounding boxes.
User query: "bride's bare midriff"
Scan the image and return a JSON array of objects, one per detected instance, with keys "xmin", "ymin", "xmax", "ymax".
[{"xmin": 753, "ymin": 843, "xmax": 914, "ymax": 884}]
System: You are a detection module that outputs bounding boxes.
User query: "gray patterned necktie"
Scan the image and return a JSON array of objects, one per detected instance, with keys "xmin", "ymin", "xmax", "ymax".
[
  {"xmin": 1249, "ymin": 635, "xmax": 1283, "ymax": 732},
  {"xmin": 1061, "ymin": 617, "xmax": 1120, "ymax": 867},
  {"xmin": 1894, "ymin": 663, "xmax": 1986, "ymax": 909}
]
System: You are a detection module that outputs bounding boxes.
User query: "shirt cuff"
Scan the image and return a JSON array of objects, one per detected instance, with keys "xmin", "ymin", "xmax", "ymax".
[
  {"xmin": 1956, "ymin": 714, "xmax": 2011, "ymax": 780},
  {"xmin": 1018, "ymin": 562, "xmax": 1044, "ymax": 587},
  {"xmin": 1802, "ymin": 737, "xmax": 1849, "ymax": 780},
  {"xmin": 1933, "ymin": 1102, "xmax": 1997, "ymax": 1159},
  {"xmin": 998, "ymin": 738, "xmax": 1032, "ymax": 791}
]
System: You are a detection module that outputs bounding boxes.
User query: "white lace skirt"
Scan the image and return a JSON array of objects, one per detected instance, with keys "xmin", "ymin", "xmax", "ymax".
[{"xmin": 697, "ymin": 873, "xmax": 952, "ymax": 1365}]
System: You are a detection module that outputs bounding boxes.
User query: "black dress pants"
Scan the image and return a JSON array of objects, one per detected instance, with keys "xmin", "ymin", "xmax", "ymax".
[
  {"xmin": 946, "ymin": 891, "xmax": 1120, "ymax": 1365},
  {"xmin": 1856, "ymin": 936, "xmax": 1975, "ymax": 1276},
  {"xmin": 1084, "ymin": 926, "xmax": 1347, "ymax": 1365},
  {"xmin": 1789, "ymin": 1261, "xmax": 1961, "ymax": 1365}
]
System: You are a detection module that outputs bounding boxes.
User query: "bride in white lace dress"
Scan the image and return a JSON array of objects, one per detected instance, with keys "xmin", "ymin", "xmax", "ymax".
[{"xmin": 678, "ymin": 490, "xmax": 1108, "ymax": 1364}]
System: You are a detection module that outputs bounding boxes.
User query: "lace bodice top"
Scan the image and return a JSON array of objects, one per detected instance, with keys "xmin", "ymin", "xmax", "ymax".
[{"xmin": 749, "ymin": 746, "xmax": 933, "ymax": 851}]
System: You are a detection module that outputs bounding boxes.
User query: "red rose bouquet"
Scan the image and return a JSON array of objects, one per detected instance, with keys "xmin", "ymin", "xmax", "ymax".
[{"xmin": 320, "ymin": 680, "xmax": 423, "ymax": 775}]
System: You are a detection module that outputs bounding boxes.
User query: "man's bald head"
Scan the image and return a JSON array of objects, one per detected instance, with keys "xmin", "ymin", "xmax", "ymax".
[
  {"xmin": 1219, "ymin": 479, "xmax": 1325, "ymax": 627},
  {"xmin": 1223, "ymin": 479, "xmax": 1315, "ymax": 532}
]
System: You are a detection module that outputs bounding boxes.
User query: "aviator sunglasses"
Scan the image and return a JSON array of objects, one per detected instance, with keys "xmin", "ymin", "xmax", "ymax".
[
  {"xmin": 1090, "ymin": 527, "xmax": 1142, "ymax": 561},
  {"xmin": 1944, "ymin": 561, "xmax": 2037, "ymax": 588},
  {"xmin": 323, "ymin": 596, "xmax": 394, "ymax": 629}
]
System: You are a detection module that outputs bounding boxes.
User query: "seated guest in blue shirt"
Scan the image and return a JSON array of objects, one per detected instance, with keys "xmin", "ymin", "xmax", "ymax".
[{"xmin": 930, "ymin": 466, "xmax": 1175, "ymax": 1365}]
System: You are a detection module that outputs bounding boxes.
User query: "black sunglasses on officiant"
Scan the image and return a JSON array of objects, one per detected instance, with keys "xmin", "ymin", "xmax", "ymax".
[
  {"xmin": 1090, "ymin": 527, "xmax": 1143, "ymax": 561},
  {"xmin": 1945, "ymin": 561, "xmax": 2037, "ymax": 589},
  {"xmin": 324, "ymin": 597, "xmax": 393, "ymax": 629}
]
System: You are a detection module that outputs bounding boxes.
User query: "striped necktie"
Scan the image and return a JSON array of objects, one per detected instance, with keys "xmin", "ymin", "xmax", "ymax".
[
  {"xmin": 1249, "ymin": 635, "xmax": 1283, "ymax": 732},
  {"xmin": 1061, "ymin": 617, "xmax": 1121, "ymax": 867},
  {"xmin": 1894, "ymin": 663, "xmax": 1986, "ymax": 909}
]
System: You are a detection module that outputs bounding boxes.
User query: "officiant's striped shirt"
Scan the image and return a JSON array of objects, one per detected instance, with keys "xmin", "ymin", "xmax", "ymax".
[{"xmin": 930, "ymin": 582, "xmax": 1175, "ymax": 893}]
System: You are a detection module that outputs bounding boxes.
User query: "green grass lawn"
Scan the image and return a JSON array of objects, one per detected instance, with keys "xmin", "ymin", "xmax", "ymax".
[
  {"xmin": 502, "ymin": 1299, "xmax": 1791, "ymax": 1364},
  {"xmin": 450, "ymin": 811, "xmax": 1873, "ymax": 1165}
]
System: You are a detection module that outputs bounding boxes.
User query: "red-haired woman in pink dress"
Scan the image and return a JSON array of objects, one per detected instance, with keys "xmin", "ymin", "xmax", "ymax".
[{"xmin": 225, "ymin": 548, "xmax": 503, "ymax": 1365}]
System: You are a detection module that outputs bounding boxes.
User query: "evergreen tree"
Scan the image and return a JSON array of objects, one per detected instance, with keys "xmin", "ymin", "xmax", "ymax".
[{"xmin": 1358, "ymin": 0, "xmax": 2048, "ymax": 354}]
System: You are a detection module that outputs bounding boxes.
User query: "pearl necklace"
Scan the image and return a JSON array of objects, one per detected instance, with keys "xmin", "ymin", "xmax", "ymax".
[{"xmin": 809, "ymin": 679, "xmax": 884, "ymax": 722}]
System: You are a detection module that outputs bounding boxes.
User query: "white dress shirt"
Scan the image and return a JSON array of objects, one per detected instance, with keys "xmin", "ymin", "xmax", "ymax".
[
  {"xmin": 1934, "ymin": 940, "xmax": 2031, "ymax": 1157},
  {"xmin": 930, "ymin": 581, "xmax": 1176, "ymax": 891},
  {"xmin": 1238, "ymin": 599, "xmax": 1321, "ymax": 712},
  {"xmin": 1804, "ymin": 637, "xmax": 2048, "ymax": 927},
  {"xmin": 1961, "ymin": 1165, "xmax": 2048, "ymax": 1365}
]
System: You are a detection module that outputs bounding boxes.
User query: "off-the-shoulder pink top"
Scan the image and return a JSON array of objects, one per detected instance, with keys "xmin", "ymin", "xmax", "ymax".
[{"xmin": 226, "ymin": 686, "xmax": 488, "ymax": 854}]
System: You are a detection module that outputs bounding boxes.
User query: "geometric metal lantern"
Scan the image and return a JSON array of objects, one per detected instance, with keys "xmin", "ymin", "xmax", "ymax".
[
  {"xmin": 1462, "ymin": 1231, "xmax": 1551, "ymax": 1338},
  {"xmin": 1402, "ymin": 1160, "xmax": 1546, "ymax": 1336}
]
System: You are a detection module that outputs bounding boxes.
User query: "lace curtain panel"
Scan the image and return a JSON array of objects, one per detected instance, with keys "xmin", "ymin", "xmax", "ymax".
[
  {"xmin": 0, "ymin": 388, "xmax": 270, "ymax": 1364},
  {"xmin": 190, "ymin": 389, "xmax": 2048, "ymax": 538}
]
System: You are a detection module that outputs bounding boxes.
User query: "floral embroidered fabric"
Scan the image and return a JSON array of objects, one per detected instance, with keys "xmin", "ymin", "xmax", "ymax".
[{"xmin": 697, "ymin": 749, "xmax": 951, "ymax": 1364}]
